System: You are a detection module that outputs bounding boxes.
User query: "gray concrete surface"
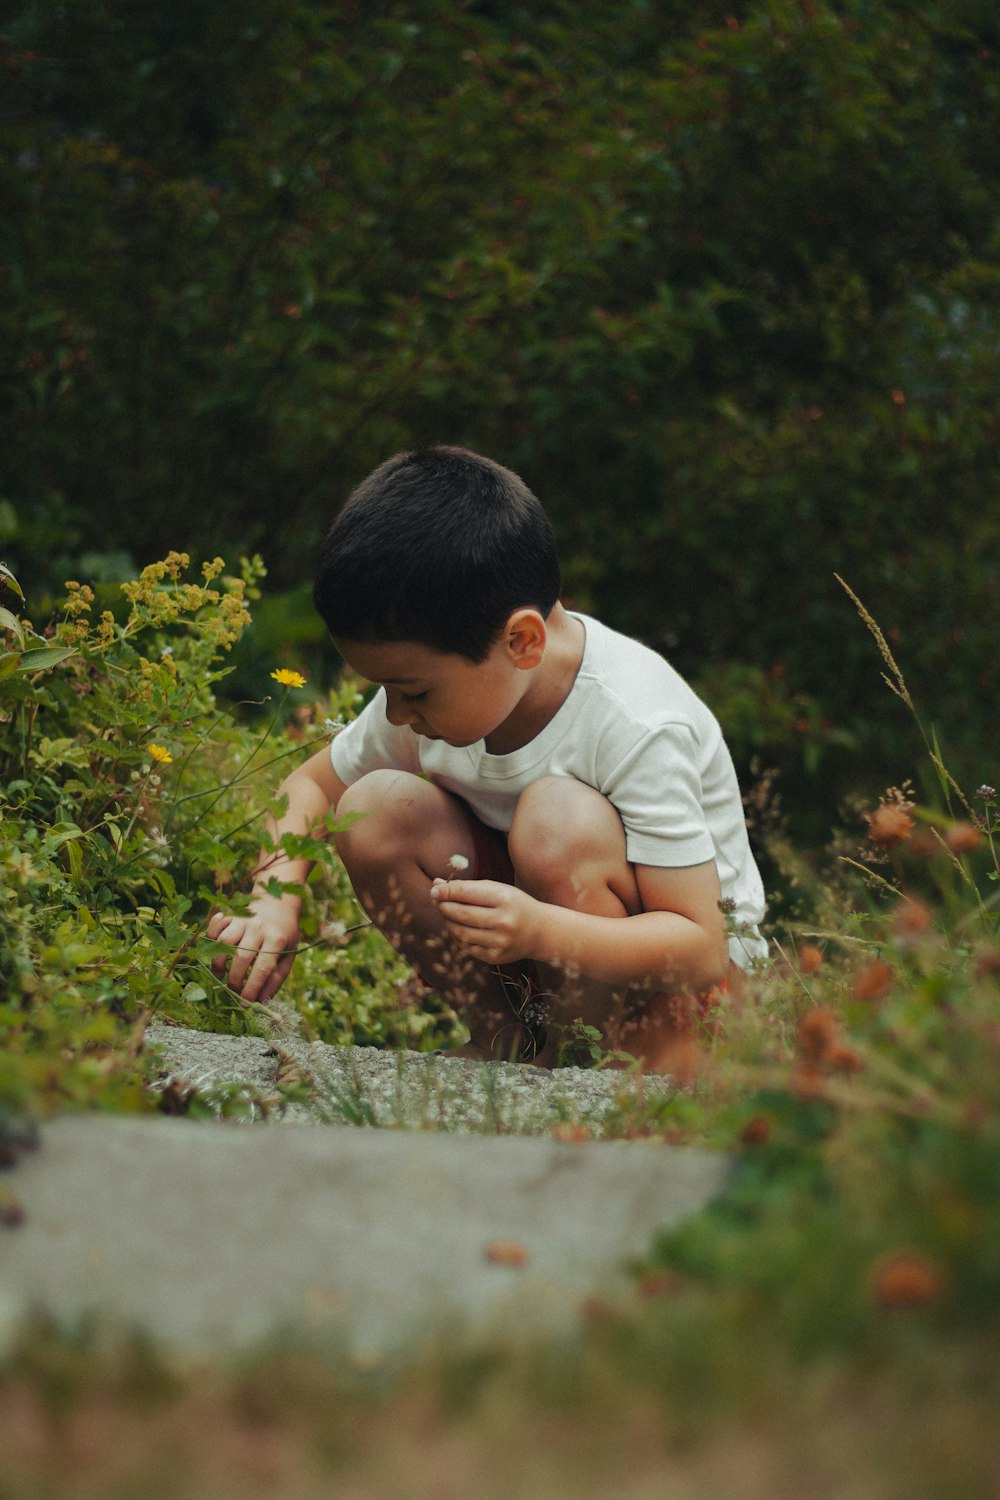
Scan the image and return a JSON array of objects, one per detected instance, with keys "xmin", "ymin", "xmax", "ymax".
[
  {"xmin": 0, "ymin": 1113, "xmax": 728, "ymax": 1367},
  {"xmin": 143, "ymin": 1021, "xmax": 674, "ymax": 1134}
]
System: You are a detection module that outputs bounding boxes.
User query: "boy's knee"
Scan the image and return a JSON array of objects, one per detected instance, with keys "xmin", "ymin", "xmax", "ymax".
[
  {"xmin": 335, "ymin": 770, "xmax": 433, "ymax": 867},
  {"xmin": 509, "ymin": 777, "xmax": 630, "ymax": 903}
]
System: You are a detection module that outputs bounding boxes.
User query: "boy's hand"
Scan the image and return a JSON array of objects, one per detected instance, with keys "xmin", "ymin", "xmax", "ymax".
[
  {"xmin": 430, "ymin": 877, "xmax": 543, "ymax": 966},
  {"xmin": 206, "ymin": 895, "xmax": 301, "ymax": 1004}
]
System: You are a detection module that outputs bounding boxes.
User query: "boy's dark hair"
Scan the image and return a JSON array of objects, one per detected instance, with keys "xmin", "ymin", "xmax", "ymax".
[{"xmin": 313, "ymin": 446, "xmax": 561, "ymax": 662}]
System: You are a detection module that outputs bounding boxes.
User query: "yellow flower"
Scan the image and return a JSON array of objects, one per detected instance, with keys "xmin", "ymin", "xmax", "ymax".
[
  {"xmin": 270, "ymin": 668, "xmax": 307, "ymax": 688},
  {"xmin": 148, "ymin": 744, "xmax": 174, "ymax": 765}
]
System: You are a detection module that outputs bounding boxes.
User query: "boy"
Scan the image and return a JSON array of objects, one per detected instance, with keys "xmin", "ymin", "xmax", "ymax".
[{"xmin": 209, "ymin": 445, "xmax": 767, "ymax": 1072}]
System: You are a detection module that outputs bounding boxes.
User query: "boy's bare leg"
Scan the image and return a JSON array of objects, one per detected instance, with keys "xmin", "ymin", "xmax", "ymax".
[
  {"xmin": 507, "ymin": 779, "xmax": 634, "ymax": 1065},
  {"xmin": 334, "ymin": 770, "xmax": 532, "ymax": 1060},
  {"xmin": 508, "ymin": 778, "xmax": 698, "ymax": 1076},
  {"xmin": 614, "ymin": 993, "xmax": 699, "ymax": 1081}
]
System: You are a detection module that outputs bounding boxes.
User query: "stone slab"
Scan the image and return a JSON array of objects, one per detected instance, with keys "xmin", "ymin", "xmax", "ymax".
[
  {"xmin": 143, "ymin": 1022, "xmax": 673, "ymax": 1134},
  {"xmin": 0, "ymin": 1115, "xmax": 728, "ymax": 1366}
]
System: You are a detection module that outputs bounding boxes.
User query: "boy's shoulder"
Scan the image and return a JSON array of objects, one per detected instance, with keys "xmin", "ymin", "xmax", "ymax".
[{"xmin": 573, "ymin": 613, "xmax": 713, "ymax": 730}]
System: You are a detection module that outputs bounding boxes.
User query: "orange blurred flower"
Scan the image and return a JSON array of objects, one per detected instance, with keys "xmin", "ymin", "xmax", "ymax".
[
  {"xmin": 798, "ymin": 944, "xmax": 824, "ymax": 975},
  {"xmin": 148, "ymin": 744, "xmax": 173, "ymax": 765},
  {"xmin": 893, "ymin": 897, "xmax": 933, "ymax": 946},
  {"xmin": 797, "ymin": 1006, "xmax": 839, "ymax": 1064},
  {"xmin": 871, "ymin": 1252, "xmax": 945, "ymax": 1310},
  {"xmin": 485, "ymin": 1240, "xmax": 528, "ymax": 1268},
  {"xmin": 853, "ymin": 959, "xmax": 894, "ymax": 1002},
  {"xmin": 740, "ymin": 1114, "xmax": 772, "ymax": 1146},
  {"xmin": 866, "ymin": 803, "xmax": 914, "ymax": 847},
  {"xmin": 944, "ymin": 821, "xmax": 983, "ymax": 854}
]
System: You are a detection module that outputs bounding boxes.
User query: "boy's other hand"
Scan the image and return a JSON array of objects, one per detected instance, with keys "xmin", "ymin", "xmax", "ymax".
[
  {"xmin": 206, "ymin": 895, "xmax": 301, "ymax": 1004},
  {"xmin": 430, "ymin": 877, "xmax": 542, "ymax": 966}
]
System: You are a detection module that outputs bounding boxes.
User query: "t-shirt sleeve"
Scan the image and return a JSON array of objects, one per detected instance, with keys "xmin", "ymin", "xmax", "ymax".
[
  {"xmin": 330, "ymin": 690, "xmax": 422, "ymax": 784},
  {"xmin": 601, "ymin": 721, "xmax": 716, "ymax": 868}
]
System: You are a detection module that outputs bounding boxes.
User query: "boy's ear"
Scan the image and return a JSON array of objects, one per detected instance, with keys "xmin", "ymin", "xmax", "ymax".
[{"xmin": 504, "ymin": 608, "xmax": 547, "ymax": 670}]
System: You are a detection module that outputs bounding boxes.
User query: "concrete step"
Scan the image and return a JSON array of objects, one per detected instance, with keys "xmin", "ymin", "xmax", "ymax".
[
  {"xmin": 142, "ymin": 1021, "xmax": 674, "ymax": 1134},
  {"xmin": 0, "ymin": 1110, "xmax": 728, "ymax": 1368}
]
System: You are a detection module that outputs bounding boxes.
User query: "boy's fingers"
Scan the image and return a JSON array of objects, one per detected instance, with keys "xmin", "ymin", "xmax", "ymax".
[
  {"xmin": 206, "ymin": 912, "xmax": 239, "ymax": 940},
  {"xmin": 207, "ymin": 915, "xmax": 244, "ymax": 975},
  {"xmin": 439, "ymin": 902, "xmax": 496, "ymax": 933},
  {"xmin": 235, "ymin": 937, "xmax": 297, "ymax": 1001},
  {"xmin": 210, "ymin": 933, "xmax": 242, "ymax": 977},
  {"xmin": 431, "ymin": 878, "xmax": 504, "ymax": 906},
  {"xmin": 457, "ymin": 934, "xmax": 505, "ymax": 962},
  {"xmin": 259, "ymin": 952, "xmax": 295, "ymax": 1004},
  {"xmin": 443, "ymin": 919, "xmax": 499, "ymax": 952},
  {"xmin": 228, "ymin": 936, "xmax": 269, "ymax": 996}
]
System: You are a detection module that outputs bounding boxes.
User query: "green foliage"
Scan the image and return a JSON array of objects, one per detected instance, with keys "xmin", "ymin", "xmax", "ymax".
[
  {"xmin": 0, "ymin": 555, "xmax": 457, "ymax": 1115},
  {"xmin": 2, "ymin": 2, "xmax": 998, "ymax": 826}
]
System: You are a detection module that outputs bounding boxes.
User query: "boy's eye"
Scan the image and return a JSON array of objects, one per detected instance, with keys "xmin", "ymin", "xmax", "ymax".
[{"xmin": 401, "ymin": 690, "xmax": 427, "ymax": 704}]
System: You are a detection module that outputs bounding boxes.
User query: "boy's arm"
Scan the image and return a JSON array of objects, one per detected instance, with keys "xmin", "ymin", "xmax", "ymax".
[
  {"xmin": 207, "ymin": 745, "xmax": 348, "ymax": 1003},
  {"xmin": 431, "ymin": 860, "xmax": 729, "ymax": 993}
]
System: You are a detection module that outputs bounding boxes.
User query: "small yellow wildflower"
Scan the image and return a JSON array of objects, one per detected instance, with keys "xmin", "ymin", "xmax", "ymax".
[
  {"xmin": 271, "ymin": 668, "xmax": 307, "ymax": 688},
  {"xmin": 148, "ymin": 744, "xmax": 174, "ymax": 765}
]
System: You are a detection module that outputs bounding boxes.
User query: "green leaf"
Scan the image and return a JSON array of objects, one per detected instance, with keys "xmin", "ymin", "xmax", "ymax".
[
  {"xmin": 0, "ymin": 607, "xmax": 25, "ymax": 646},
  {"xmin": 0, "ymin": 651, "xmax": 20, "ymax": 682},
  {"xmin": 0, "ymin": 563, "xmax": 24, "ymax": 602},
  {"xmin": 40, "ymin": 821, "xmax": 86, "ymax": 859},
  {"xmin": 15, "ymin": 646, "xmax": 80, "ymax": 674}
]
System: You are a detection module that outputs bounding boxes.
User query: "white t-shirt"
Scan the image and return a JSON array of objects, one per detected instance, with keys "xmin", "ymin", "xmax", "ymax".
[{"xmin": 331, "ymin": 613, "xmax": 768, "ymax": 967}]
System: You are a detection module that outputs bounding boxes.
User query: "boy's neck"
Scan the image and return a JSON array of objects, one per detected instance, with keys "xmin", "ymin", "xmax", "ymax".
[{"xmin": 484, "ymin": 604, "xmax": 584, "ymax": 755}]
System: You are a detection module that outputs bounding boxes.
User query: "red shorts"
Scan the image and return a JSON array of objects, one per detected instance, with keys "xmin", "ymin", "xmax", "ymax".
[{"xmin": 459, "ymin": 802, "xmax": 516, "ymax": 884}]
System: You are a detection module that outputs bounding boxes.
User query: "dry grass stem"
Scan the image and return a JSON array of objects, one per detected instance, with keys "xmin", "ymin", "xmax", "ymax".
[{"xmin": 834, "ymin": 574, "xmax": 914, "ymax": 711}]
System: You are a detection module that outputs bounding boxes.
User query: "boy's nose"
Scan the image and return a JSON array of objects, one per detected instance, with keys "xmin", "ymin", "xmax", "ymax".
[{"xmin": 384, "ymin": 692, "xmax": 419, "ymax": 728}]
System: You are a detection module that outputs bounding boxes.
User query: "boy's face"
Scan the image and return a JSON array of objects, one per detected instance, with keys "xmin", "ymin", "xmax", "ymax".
[{"xmin": 333, "ymin": 632, "xmax": 533, "ymax": 748}]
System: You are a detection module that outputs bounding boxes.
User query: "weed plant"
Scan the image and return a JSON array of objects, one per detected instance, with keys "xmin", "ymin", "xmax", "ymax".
[{"xmin": 0, "ymin": 555, "xmax": 459, "ymax": 1117}]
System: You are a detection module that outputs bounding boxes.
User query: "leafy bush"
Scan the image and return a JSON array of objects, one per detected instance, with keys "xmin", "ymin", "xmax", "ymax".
[{"xmin": 0, "ymin": 554, "xmax": 458, "ymax": 1116}]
